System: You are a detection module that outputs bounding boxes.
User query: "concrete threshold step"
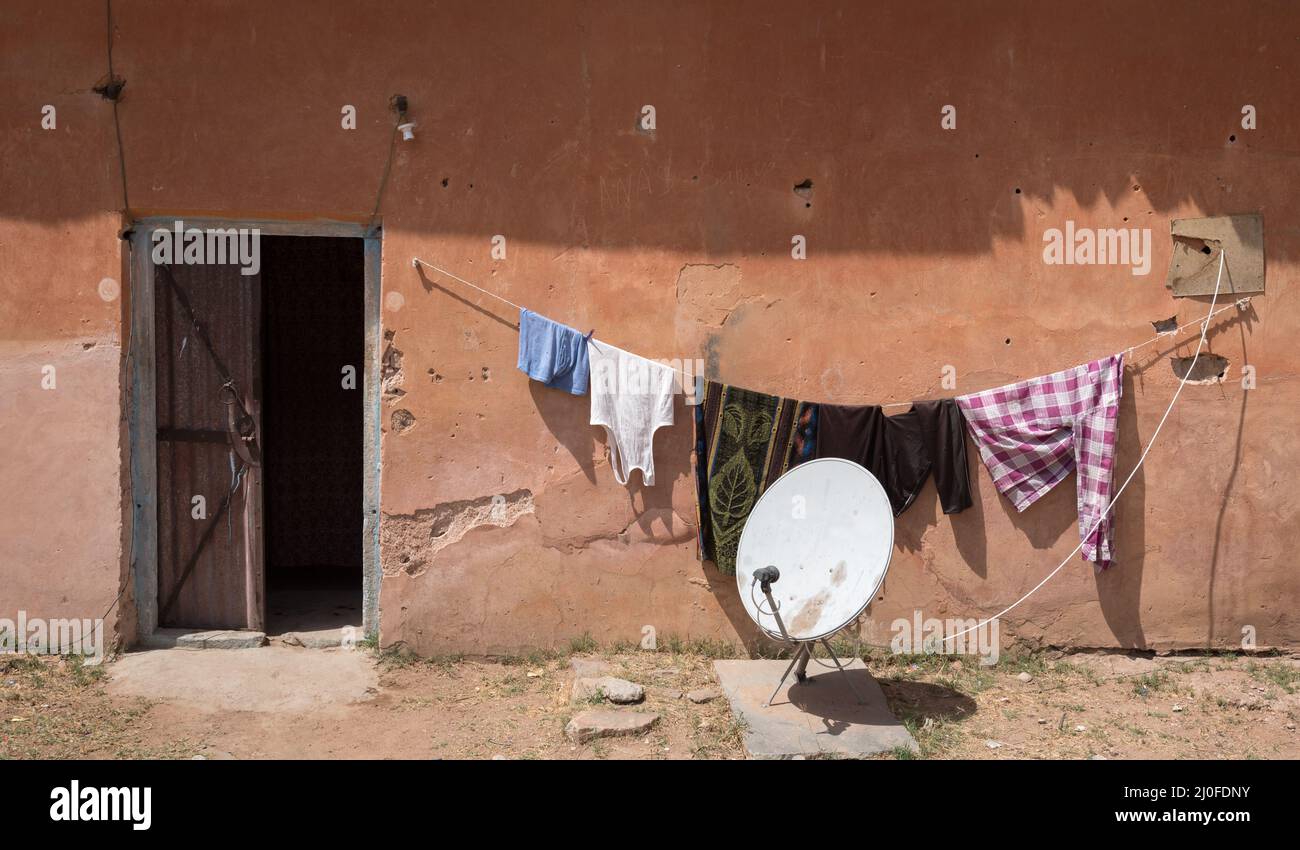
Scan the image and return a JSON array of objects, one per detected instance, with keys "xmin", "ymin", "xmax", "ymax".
[{"xmin": 140, "ymin": 628, "xmax": 266, "ymax": 650}]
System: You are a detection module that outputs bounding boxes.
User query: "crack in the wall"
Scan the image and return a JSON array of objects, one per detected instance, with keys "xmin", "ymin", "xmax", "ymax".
[
  {"xmin": 383, "ymin": 489, "xmax": 534, "ymax": 577},
  {"xmin": 540, "ymin": 521, "xmax": 635, "ymax": 554}
]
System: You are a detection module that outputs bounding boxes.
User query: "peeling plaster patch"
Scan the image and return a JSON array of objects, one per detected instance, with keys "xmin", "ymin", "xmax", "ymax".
[
  {"xmin": 381, "ymin": 330, "xmax": 405, "ymax": 403},
  {"xmin": 675, "ymin": 263, "xmax": 742, "ymax": 326},
  {"xmin": 391, "ymin": 408, "xmax": 416, "ymax": 433},
  {"xmin": 675, "ymin": 264, "xmax": 748, "ymax": 364},
  {"xmin": 383, "ymin": 489, "xmax": 535, "ymax": 576},
  {"xmin": 1171, "ymin": 353, "xmax": 1229, "ymax": 384}
]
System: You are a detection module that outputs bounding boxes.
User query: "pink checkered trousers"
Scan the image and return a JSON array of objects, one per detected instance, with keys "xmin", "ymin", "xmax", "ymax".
[{"xmin": 957, "ymin": 354, "xmax": 1125, "ymax": 569}]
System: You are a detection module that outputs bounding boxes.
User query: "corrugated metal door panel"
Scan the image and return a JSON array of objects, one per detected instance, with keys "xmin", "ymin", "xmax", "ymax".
[{"xmin": 154, "ymin": 260, "xmax": 263, "ymax": 630}]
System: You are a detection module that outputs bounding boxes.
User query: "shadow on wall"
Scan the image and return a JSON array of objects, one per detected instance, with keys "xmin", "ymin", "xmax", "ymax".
[
  {"xmin": 1204, "ymin": 316, "xmax": 1255, "ymax": 647},
  {"xmin": 529, "ymin": 380, "xmax": 597, "ymax": 485},
  {"xmin": 610, "ymin": 393, "xmax": 697, "ymax": 542},
  {"xmin": 1095, "ymin": 369, "xmax": 1148, "ymax": 648},
  {"xmin": 6, "ymin": 3, "xmax": 1299, "ymax": 263}
]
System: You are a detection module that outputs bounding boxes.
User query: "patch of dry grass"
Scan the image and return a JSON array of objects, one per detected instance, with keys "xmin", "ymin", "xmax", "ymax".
[{"xmin": 0, "ymin": 654, "xmax": 194, "ymax": 760}]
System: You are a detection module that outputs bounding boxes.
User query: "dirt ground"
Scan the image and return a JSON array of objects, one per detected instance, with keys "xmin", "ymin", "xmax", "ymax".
[{"xmin": 2, "ymin": 644, "xmax": 1297, "ymax": 759}]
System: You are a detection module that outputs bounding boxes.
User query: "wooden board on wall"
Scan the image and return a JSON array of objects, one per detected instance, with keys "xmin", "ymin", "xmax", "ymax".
[{"xmin": 1165, "ymin": 213, "xmax": 1265, "ymax": 297}]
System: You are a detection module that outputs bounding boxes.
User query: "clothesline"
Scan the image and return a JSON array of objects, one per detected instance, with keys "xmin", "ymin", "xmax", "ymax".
[
  {"xmin": 877, "ymin": 294, "xmax": 1251, "ymax": 408},
  {"xmin": 417, "ymin": 251, "xmax": 1247, "ymax": 641},
  {"xmin": 412, "ymin": 257, "xmax": 526, "ymax": 312},
  {"xmin": 411, "ymin": 255, "xmax": 1252, "ymax": 408}
]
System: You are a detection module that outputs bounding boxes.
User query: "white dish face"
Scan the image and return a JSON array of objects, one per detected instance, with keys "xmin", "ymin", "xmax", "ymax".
[{"xmin": 736, "ymin": 458, "xmax": 895, "ymax": 642}]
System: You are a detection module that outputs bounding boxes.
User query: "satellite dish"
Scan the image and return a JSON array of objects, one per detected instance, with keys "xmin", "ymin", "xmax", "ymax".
[{"xmin": 735, "ymin": 458, "xmax": 894, "ymax": 705}]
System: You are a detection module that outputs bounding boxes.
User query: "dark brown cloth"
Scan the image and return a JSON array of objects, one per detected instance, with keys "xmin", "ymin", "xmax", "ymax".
[{"xmin": 815, "ymin": 399, "xmax": 972, "ymax": 516}]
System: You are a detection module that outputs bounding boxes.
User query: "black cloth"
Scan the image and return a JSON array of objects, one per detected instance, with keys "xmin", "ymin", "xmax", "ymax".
[{"xmin": 814, "ymin": 399, "xmax": 972, "ymax": 516}]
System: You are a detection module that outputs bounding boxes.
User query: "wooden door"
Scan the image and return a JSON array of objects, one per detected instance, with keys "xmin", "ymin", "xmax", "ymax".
[{"xmin": 153, "ymin": 261, "xmax": 264, "ymax": 630}]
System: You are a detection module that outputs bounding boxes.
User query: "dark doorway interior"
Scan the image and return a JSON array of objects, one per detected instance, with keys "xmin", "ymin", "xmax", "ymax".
[{"xmin": 260, "ymin": 236, "xmax": 364, "ymax": 636}]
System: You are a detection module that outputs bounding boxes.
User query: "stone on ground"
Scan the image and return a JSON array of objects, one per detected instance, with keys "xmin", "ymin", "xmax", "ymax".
[
  {"xmin": 572, "ymin": 676, "xmax": 645, "ymax": 704},
  {"xmin": 569, "ymin": 657, "xmax": 614, "ymax": 679},
  {"xmin": 686, "ymin": 687, "xmax": 721, "ymax": 704},
  {"xmin": 565, "ymin": 710, "xmax": 659, "ymax": 743}
]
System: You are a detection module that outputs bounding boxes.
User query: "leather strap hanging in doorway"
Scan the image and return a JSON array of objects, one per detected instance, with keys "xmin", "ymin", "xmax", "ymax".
[{"xmin": 156, "ymin": 262, "xmax": 262, "ymax": 468}]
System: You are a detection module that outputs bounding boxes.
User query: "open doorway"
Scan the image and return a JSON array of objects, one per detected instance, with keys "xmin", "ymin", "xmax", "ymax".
[
  {"xmin": 131, "ymin": 218, "xmax": 381, "ymax": 643},
  {"xmin": 260, "ymin": 236, "xmax": 365, "ymax": 638}
]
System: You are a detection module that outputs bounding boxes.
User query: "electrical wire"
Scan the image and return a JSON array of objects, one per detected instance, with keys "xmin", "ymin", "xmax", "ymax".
[
  {"xmin": 365, "ymin": 122, "xmax": 400, "ymax": 238},
  {"xmin": 105, "ymin": 0, "xmax": 129, "ymax": 212}
]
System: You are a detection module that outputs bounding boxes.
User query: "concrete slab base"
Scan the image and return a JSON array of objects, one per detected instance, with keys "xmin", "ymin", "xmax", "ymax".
[
  {"xmin": 140, "ymin": 629, "xmax": 266, "ymax": 650},
  {"xmin": 713, "ymin": 659, "xmax": 918, "ymax": 759},
  {"xmin": 108, "ymin": 646, "xmax": 377, "ymax": 713}
]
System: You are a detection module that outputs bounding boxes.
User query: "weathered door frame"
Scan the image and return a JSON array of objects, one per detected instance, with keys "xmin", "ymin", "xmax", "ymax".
[{"xmin": 128, "ymin": 217, "xmax": 383, "ymax": 641}]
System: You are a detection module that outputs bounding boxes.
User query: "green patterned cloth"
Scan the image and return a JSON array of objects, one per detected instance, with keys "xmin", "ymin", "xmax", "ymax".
[{"xmin": 693, "ymin": 381, "xmax": 817, "ymax": 575}]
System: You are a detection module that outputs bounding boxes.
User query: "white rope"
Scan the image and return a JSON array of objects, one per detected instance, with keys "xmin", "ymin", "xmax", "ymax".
[
  {"xmin": 412, "ymin": 254, "xmax": 1248, "ymax": 407},
  {"xmin": 880, "ymin": 292, "xmax": 1248, "ymax": 409},
  {"xmin": 939, "ymin": 250, "xmax": 1228, "ymax": 647},
  {"xmin": 412, "ymin": 255, "xmax": 704, "ymax": 387},
  {"xmin": 412, "ymin": 257, "xmax": 526, "ymax": 312}
]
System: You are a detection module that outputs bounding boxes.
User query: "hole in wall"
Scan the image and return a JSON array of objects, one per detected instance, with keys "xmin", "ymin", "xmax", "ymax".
[
  {"xmin": 1150, "ymin": 315, "xmax": 1179, "ymax": 334},
  {"xmin": 92, "ymin": 73, "xmax": 125, "ymax": 101},
  {"xmin": 391, "ymin": 409, "xmax": 416, "ymax": 433},
  {"xmin": 1171, "ymin": 353, "xmax": 1229, "ymax": 384}
]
